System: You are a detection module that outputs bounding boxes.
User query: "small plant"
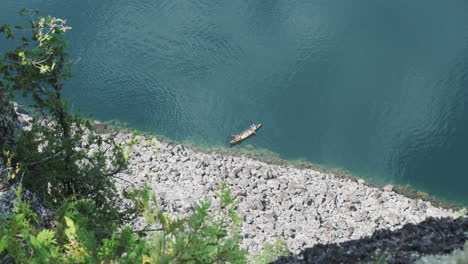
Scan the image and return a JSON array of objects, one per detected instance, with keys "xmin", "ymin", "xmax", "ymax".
[
  {"xmin": 126, "ymin": 182, "xmax": 247, "ymax": 263},
  {"xmin": 248, "ymin": 238, "xmax": 290, "ymax": 264}
]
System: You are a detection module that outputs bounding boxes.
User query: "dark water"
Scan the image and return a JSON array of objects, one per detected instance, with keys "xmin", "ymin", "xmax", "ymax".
[{"xmin": 2, "ymin": 0, "xmax": 468, "ymax": 205}]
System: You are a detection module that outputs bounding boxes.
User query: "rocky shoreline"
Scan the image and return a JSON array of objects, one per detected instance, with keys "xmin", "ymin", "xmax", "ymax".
[
  {"xmin": 4, "ymin": 106, "xmax": 467, "ymax": 263},
  {"xmin": 106, "ymin": 130, "xmax": 467, "ymax": 262}
]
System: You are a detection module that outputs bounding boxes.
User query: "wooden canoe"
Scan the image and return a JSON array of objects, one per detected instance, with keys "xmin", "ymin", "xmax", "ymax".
[{"xmin": 230, "ymin": 124, "xmax": 262, "ymax": 145}]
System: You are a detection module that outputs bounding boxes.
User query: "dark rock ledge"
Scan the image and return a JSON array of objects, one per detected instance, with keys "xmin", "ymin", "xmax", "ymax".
[{"xmin": 273, "ymin": 217, "xmax": 468, "ymax": 264}]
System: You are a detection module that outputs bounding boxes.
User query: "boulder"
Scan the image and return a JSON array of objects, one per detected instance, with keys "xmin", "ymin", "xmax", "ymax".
[{"xmin": 383, "ymin": 184, "xmax": 394, "ymax": 192}]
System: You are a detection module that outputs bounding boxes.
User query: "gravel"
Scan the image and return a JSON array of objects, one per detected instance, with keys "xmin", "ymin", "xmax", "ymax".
[{"xmin": 109, "ymin": 132, "xmax": 465, "ymax": 262}]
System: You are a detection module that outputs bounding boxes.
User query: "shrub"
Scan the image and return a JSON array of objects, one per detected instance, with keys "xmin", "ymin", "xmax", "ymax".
[
  {"xmin": 0, "ymin": 9, "xmax": 128, "ymax": 228},
  {"xmin": 0, "ymin": 183, "xmax": 247, "ymax": 263}
]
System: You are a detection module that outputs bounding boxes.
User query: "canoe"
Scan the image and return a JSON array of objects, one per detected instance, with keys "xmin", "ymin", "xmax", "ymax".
[{"xmin": 230, "ymin": 124, "xmax": 262, "ymax": 145}]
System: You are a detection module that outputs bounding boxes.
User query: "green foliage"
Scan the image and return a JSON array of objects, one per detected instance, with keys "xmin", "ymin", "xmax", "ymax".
[
  {"xmin": 142, "ymin": 136, "xmax": 158, "ymax": 146},
  {"xmin": 0, "ymin": 10, "xmax": 71, "ymax": 98},
  {"xmin": 13, "ymin": 116, "xmax": 128, "ymax": 221},
  {"xmin": 1, "ymin": 183, "xmax": 247, "ymax": 263},
  {"xmin": 0, "ymin": 184, "xmax": 148, "ymax": 263},
  {"xmin": 248, "ymin": 238, "xmax": 290, "ymax": 264},
  {"xmin": 0, "ymin": 185, "xmax": 61, "ymax": 263},
  {"xmin": 127, "ymin": 183, "xmax": 247, "ymax": 263},
  {"xmin": 0, "ymin": 10, "xmax": 128, "ymax": 226}
]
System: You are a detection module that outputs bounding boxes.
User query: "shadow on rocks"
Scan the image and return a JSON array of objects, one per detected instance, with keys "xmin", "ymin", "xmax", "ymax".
[{"xmin": 272, "ymin": 216, "xmax": 468, "ymax": 264}]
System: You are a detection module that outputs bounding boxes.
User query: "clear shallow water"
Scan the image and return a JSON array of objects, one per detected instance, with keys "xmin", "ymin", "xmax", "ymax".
[{"xmin": 2, "ymin": 0, "xmax": 468, "ymax": 205}]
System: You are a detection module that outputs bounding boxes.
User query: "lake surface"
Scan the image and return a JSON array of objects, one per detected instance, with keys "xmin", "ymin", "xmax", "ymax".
[{"xmin": 2, "ymin": 0, "xmax": 468, "ymax": 205}]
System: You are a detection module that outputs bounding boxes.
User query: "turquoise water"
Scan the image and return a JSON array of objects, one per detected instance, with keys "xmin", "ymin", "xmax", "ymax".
[{"xmin": 2, "ymin": 0, "xmax": 468, "ymax": 205}]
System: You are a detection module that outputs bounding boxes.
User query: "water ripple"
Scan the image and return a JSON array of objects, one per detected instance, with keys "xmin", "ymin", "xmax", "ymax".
[{"xmin": 3, "ymin": 0, "xmax": 468, "ymax": 204}]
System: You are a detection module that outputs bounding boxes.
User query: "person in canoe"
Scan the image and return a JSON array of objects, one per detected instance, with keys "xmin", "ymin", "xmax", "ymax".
[{"xmin": 230, "ymin": 123, "xmax": 262, "ymax": 145}]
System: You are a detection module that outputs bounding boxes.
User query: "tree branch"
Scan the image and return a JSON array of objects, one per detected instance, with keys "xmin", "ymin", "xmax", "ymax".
[{"xmin": 23, "ymin": 150, "xmax": 64, "ymax": 166}]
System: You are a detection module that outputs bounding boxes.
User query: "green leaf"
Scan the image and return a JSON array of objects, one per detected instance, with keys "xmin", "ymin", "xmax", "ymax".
[
  {"xmin": 37, "ymin": 229, "xmax": 56, "ymax": 244},
  {"xmin": 0, "ymin": 236, "xmax": 9, "ymax": 253},
  {"xmin": 39, "ymin": 65, "xmax": 50, "ymax": 74},
  {"xmin": 64, "ymin": 216, "xmax": 77, "ymax": 241}
]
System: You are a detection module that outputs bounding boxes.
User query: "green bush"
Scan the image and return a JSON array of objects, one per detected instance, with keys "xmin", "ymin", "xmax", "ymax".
[
  {"xmin": 128, "ymin": 183, "xmax": 247, "ymax": 263},
  {"xmin": 0, "ymin": 9, "xmax": 128, "ymax": 227},
  {"xmin": 0, "ymin": 183, "xmax": 246, "ymax": 263}
]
